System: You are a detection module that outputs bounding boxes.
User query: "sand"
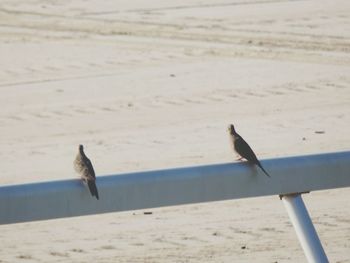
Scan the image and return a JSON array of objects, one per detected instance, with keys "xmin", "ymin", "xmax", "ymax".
[{"xmin": 0, "ymin": 0, "xmax": 350, "ymax": 262}]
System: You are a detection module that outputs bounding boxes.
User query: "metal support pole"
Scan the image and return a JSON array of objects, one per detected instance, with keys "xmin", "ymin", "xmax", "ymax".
[{"xmin": 281, "ymin": 194, "xmax": 329, "ymax": 263}]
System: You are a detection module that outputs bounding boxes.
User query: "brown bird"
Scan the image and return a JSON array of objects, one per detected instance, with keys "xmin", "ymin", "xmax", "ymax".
[
  {"xmin": 74, "ymin": 144, "xmax": 99, "ymax": 199},
  {"xmin": 228, "ymin": 124, "xmax": 270, "ymax": 177}
]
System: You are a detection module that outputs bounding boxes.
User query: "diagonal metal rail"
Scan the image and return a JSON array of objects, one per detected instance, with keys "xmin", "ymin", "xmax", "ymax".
[
  {"xmin": 1, "ymin": 151, "xmax": 349, "ymax": 262},
  {"xmin": 0, "ymin": 151, "xmax": 349, "ymax": 225}
]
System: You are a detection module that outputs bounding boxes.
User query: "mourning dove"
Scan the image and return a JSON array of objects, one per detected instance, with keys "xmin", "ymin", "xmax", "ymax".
[
  {"xmin": 74, "ymin": 144, "xmax": 99, "ymax": 199},
  {"xmin": 228, "ymin": 124, "xmax": 270, "ymax": 177}
]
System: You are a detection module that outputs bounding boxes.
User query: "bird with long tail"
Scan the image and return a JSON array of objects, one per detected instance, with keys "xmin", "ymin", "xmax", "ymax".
[
  {"xmin": 228, "ymin": 124, "xmax": 271, "ymax": 177},
  {"xmin": 74, "ymin": 144, "xmax": 99, "ymax": 199}
]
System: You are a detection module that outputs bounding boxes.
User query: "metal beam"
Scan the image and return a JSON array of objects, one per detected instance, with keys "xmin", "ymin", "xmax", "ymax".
[
  {"xmin": 0, "ymin": 151, "xmax": 349, "ymax": 225},
  {"xmin": 281, "ymin": 194, "xmax": 329, "ymax": 263}
]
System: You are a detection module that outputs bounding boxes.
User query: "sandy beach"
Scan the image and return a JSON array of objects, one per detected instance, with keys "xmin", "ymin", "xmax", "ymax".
[{"xmin": 0, "ymin": 0, "xmax": 350, "ymax": 262}]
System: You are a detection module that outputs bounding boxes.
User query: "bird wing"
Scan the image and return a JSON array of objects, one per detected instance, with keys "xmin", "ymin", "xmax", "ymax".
[
  {"xmin": 235, "ymin": 136, "xmax": 259, "ymax": 163},
  {"xmin": 85, "ymin": 157, "xmax": 96, "ymax": 179}
]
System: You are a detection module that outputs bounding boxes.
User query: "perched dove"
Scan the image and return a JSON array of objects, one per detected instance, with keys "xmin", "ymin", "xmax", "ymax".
[
  {"xmin": 228, "ymin": 124, "xmax": 270, "ymax": 177},
  {"xmin": 74, "ymin": 144, "xmax": 99, "ymax": 199}
]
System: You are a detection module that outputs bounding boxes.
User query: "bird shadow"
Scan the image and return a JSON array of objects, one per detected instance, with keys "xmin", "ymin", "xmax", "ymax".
[{"xmin": 239, "ymin": 161, "xmax": 260, "ymax": 177}]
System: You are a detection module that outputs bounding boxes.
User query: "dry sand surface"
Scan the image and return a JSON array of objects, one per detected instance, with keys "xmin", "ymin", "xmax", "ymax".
[{"xmin": 0, "ymin": 0, "xmax": 350, "ymax": 262}]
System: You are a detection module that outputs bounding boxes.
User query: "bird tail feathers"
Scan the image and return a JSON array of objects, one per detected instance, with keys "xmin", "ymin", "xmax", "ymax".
[
  {"xmin": 88, "ymin": 180, "xmax": 99, "ymax": 200},
  {"xmin": 257, "ymin": 162, "xmax": 271, "ymax": 178}
]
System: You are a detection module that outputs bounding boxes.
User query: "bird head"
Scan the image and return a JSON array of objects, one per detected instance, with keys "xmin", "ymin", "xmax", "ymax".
[
  {"xmin": 79, "ymin": 144, "xmax": 84, "ymax": 153},
  {"xmin": 227, "ymin": 124, "xmax": 236, "ymax": 135}
]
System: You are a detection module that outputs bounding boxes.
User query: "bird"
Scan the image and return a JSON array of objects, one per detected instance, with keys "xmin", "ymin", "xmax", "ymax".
[
  {"xmin": 74, "ymin": 144, "xmax": 99, "ymax": 199},
  {"xmin": 227, "ymin": 124, "xmax": 270, "ymax": 177}
]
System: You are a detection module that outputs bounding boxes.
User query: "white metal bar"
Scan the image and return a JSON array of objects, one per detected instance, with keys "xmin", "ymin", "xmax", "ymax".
[
  {"xmin": 0, "ymin": 151, "xmax": 349, "ymax": 224},
  {"xmin": 282, "ymin": 194, "xmax": 329, "ymax": 263}
]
